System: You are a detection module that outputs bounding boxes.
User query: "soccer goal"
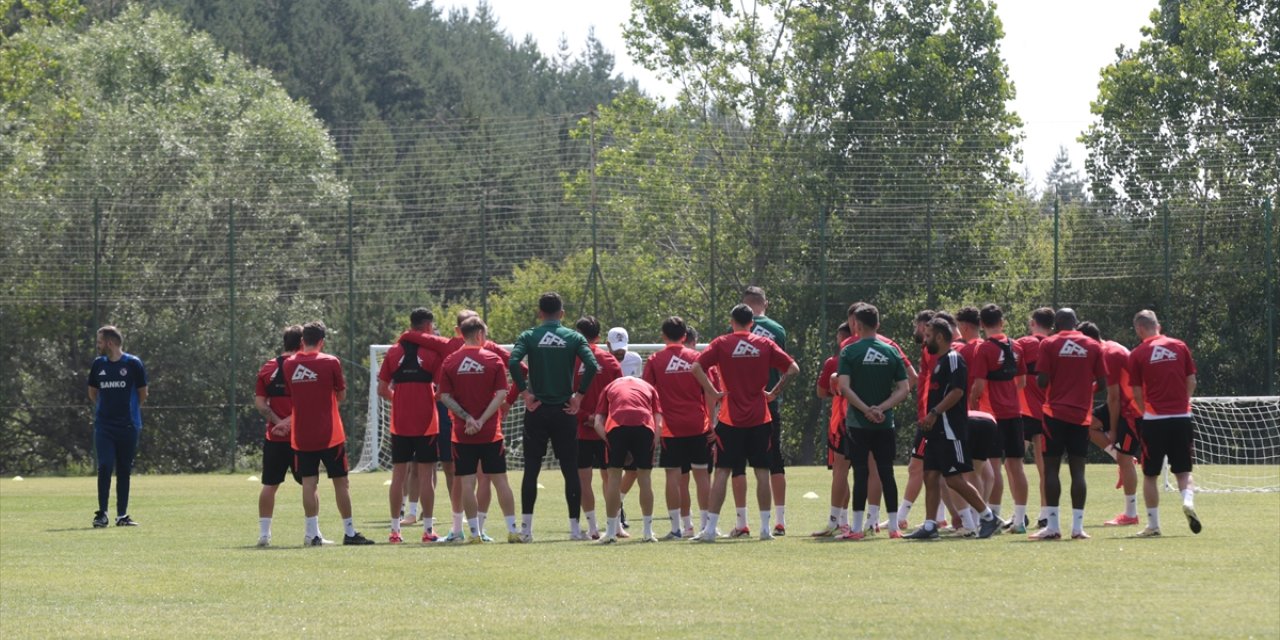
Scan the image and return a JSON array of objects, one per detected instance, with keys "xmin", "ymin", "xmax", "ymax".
[
  {"xmin": 1164, "ymin": 396, "xmax": 1280, "ymax": 493},
  {"xmin": 355, "ymin": 343, "xmax": 670, "ymax": 473}
]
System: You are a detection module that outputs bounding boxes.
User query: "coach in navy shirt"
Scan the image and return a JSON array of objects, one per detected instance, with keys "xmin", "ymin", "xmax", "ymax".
[{"xmin": 87, "ymin": 325, "xmax": 148, "ymax": 528}]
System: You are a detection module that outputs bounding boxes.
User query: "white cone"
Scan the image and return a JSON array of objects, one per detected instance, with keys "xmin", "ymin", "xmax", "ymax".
[
  {"xmin": 802, "ymin": 491, "xmax": 820, "ymax": 499},
  {"xmin": 246, "ymin": 475, "xmax": 259, "ymax": 482}
]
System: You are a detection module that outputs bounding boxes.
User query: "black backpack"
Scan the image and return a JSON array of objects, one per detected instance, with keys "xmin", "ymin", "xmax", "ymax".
[
  {"xmin": 265, "ymin": 356, "xmax": 288, "ymax": 397},
  {"xmin": 985, "ymin": 338, "xmax": 1019, "ymax": 381}
]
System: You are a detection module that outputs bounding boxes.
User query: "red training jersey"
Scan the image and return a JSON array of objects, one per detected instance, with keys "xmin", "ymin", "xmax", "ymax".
[
  {"xmin": 1128, "ymin": 335, "xmax": 1196, "ymax": 419},
  {"xmin": 438, "ymin": 346, "xmax": 510, "ymax": 444},
  {"xmin": 696, "ymin": 331, "xmax": 795, "ymax": 428},
  {"xmin": 1015, "ymin": 334, "xmax": 1048, "ymax": 419},
  {"xmin": 1037, "ymin": 330, "xmax": 1108, "ymax": 426},
  {"xmin": 284, "ymin": 351, "xmax": 346, "ymax": 452},
  {"xmin": 446, "ymin": 335, "xmax": 522, "ymax": 406},
  {"xmin": 1099, "ymin": 340, "xmax": 1142, "ymax": 421},
  {"xmin": 819, "ymin": 355, "xmax": 846, "ymax": 442},
  {"xmin": 917, "ymin": 346, "xmax": 937, "ymax": 423},
  {"xmin": 377, "ymin": 341, "xmax": 442, "ymax": 437},
  {"xmin": 255, "ymin": 357, "xmax": 293, "ymax": 443},
  {"xmin": 644, "ymin": 344, "xmax": 710, "ymax": 438},
  {"xmin": 970, "ymin": 334, "xmax": 1026, "ymax": 420},
  {"xmin": 597, "ymin": 376, "xmax": 663, "ymax": 432},
  {"xmin": 576, "ymin": 344, "xmax": 622, "ymax": 440}
]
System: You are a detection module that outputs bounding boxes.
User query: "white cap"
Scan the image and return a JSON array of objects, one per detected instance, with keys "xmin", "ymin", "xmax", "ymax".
[{"xmin": 606, "ymin": 327, "xmax": 629, "ymax": 351}]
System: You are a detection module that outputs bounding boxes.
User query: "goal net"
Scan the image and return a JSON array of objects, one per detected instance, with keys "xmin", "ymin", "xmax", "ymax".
[
  {"xmin": 355, "ymin": 343, "xmax": 669, "ymax": 473},
  {"xmin": 1165, "ymin": 396, "xmax": 1280, "ymax": 493}
]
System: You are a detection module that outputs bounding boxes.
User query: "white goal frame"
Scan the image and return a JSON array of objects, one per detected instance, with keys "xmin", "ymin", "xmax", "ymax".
[{"xmin": 1165, "ymin": 396, "xmax": 1280, "ymax": 493}]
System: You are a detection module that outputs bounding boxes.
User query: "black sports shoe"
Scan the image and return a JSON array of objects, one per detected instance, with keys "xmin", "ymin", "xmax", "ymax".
[
  {"xmin": 1183, "ymin": 504, "xmax": 1202, "ymax": 534},
  {"xmin": 903, "ymin": 525, "xmax": 940, "ymax": 540},
  {"xmin": 93, "ymin": 511, "xmax": 109, "ymax": 528},
  {"xmin": 1036, "ymin": 518, "xmax": 1048, "ymax": 530},
  {"xmin": 977, "ymin": 515, "xmax": 1001, "ymax": 539},
  {"xmin": 115, "ymin": 515, "xmax": 139, "ymax": 527},
  {"xmin": 620, "ymin": 506, "xmax": 629, "ymax": 529},
  {"xmin": 343, "ymin": 532, "xmax": 375, "ymax": 545}
]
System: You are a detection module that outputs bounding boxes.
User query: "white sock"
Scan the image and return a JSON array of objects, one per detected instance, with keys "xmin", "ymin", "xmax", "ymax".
[
  {"xmin": 990, "ymin": 504, "xmax": 1002, "ymax": 519},
  {"xmin": 569, "ymin": 518, "xmax": 582, "ymax": 537},
  {"xmin": 681, "ymin": 515, "xmax": 693, "ymax": 531},
  {"xmin": 505, "ymin": 515, "xmax": 517, "ymax": 533},
  {"xmin": 406, "ymin": 502, "xmax": 418, "ymax": 518},
  {"xmin": 838, "ymin": 508, "xmax": 848, "ymax": 527},
  {"xmin": 759, "ymin": 511, "xmax": 771, "ymax": 534},
  {"xmin": 605, "ymin": 516, "xmax": 619, "ymax": 539},
  {"xmin": 922, "ymin": 519, "xmax": 937, "ymax": 531},
  {"xmin": 467, "ymin": 517, "xmax": 479, "ymax": 536},
  {"xmin": 477, "ymin": 511, "xmax": 487, "ymax": 533},
  {"xmin": 1147, "ymin": 507, "xmax": 1160, "ymax": 529},
  {"xmin": 1181, "ymin": 488, "xmax": 1194, "ymax": 507},
  {"xmin": 887, "ymin": 511, "xmax": 897, "ymax": 529},
  {"xmin": 643, "ymin": 515, "xmax": 653, "ymax": 538},
  {"xmin": 1124, "ymin": 494, "xmax": 1138, "ymax": 518},
  {"xmin": 390, "ymin": 516, "xmax": 401, "ymax": 534},
  {"xmin": 898, "ymin": 499, "xmax": 913, "ymax": 525},
  {"xmin": 619, "ymin": 492, "xmax": 628, "ymax": 517},
  {"xmin": 704, "ymin": 513, "xmax": 720, "ymax": 539},
  {"xmin": 979, "ymin": 507, "xmax": 994, "ymax": 521},
  {"xmin": 699, "ymin": 510, "xmax": 709, "ymax": 531},
  {"xmin": 867, "ymin": 505, "xmax": 880, "ymax": 526},
  {"xmin": 1014, "ymin": 504, "xmax": 1027, "ymax": 526},
  {"xmin": 1038, "ymin": 506, "xmax": 1048, "ymax": 522},
  {"xmin": 1103, "ymin": 444, "xmax": 1118, "ymax": 460},
  {"xmin": 521, "ymin": 513, "xmax": 533, "ymax": 534},
  {"xmin": 959, "ymin": 508, "xmax": 976, "ymax": 531},
  {"xmin": 827, "ymin": 505, "xmax": 840, "ymax": 524},
  {"xmin": 735, "ymin": 507, "xmax": 748, "ymax": 529},
  {"xmin": 342, "ymin": 517, "xmax": 356, "ymax": 537},
  {"xmin": 259, "ymin": 517, "xmax": 271, "ymax": 538},
  {"xmin": 668, "ymin": 510, "xmax": 681, "ymax": 533},
  {"xmin": 775, "ymin": 504, "xmax": 786, "ymax": 525},
  {"xmin": 452, "ymin": 512, "xmax": 464, "ymax": 535},
  {"xmin": 304, "ymin": 516, "xmax": 319, "ymax": 539},
  {"xmin": 936, "ymin": 503, "xmax": 947, "ymax": 523},
  {"xmin": 851, "ymin": 511, "xmax": 865, "ymax": 533},
  {"xmin": 1045, "ymin": 507, "xmax": 1061, "ymax": 531},
  {"xmin": 424, "ymin": 516, "xmax": 435, "ymax": 534},
  {"xmin": 585, "ymin": 511, "xmax": 598, "ymax": 534},
  {"xmin": 1072, "ymin": 509, "xmax": 1085, "ymax": 533}
]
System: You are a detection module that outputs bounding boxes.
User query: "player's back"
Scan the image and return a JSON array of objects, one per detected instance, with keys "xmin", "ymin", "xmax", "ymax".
[
  {"xmin": 1129, "ymin": 335, "xmax": 1195, "ymax": 418},
  {"xmin": 644, "ymin": 345, "xmax": 709, "ymax": 437},
  {"xmin": 284, "ymin": 351, "xmax": 345, "ymax": 451},
  {"xmin": 1038, "ymin": 331, "xmax": 1106, "ymax": 425}
]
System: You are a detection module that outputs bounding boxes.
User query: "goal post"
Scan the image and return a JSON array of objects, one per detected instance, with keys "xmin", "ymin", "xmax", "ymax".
[
  {"xmin": 1170, "ymin": 396, "xmax": 1280, "ymax": 493},
  {"xmin": 355, "ymin": 343, "xmax": 672, "ymax": 473}
]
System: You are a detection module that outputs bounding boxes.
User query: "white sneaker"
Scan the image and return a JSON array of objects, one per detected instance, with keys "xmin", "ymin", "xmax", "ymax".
[
  {"xmin": 256, "ymin": 535, "xmax": 271, "ymax": 547},
  {"xmin": 640, "ymin": 534, "xmax": 659, "ymax": 543},
  {"xmin": 303, "ymin": 535, "xmax": 333, "ymax": 547},
  {"xmin": 759, "ymin": 531, "xmax": 775, "ymax": 541},
  {"xmin": 596, "ymin": 535, "xmax": 617, "ymax": 545}
]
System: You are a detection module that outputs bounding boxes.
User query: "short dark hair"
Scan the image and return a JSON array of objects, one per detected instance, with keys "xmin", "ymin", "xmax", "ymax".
[
  {"xmin": 302, "ymin": 321, "xmax": 326, "ymax": 346},
  {"xmin": 836, "ymin": 322, "xmax": 852, "ymax": 337},
  {"xmin": 661, "ymin": 316, "xmax": 687, "ymax": 342},
  {"xmin": 575, "ymin": 316, "xmax": 601, "ymax": 340},
  {"xmin": 742, "ymin": 286, "xmax": 766, "ymax": 306},
  {"xmin": 683, "ymin": 327, "xmax": 699, "ymax": 346},
  {"xmin": 846, "ymin": 301, "xmax": 866, "ymax": 317},
  {"xmin": 97, "ymin": 325, "xmax": 122, "ymax": 345},
  {"xmin": 934, "ymin": 311, "xmax": 956, "ymax": 329},
  {"xmin": 538, "ymin": 292, "xmax": 563, "ymax": 315},
  {"xmin": 979, "ymin": 304, "xmax": 1003, "ymax": 328},
  {"xmin": 730, "ymin": 304, "xmax": 754, "ymax": 327},
  {"xmin": 282, "ymin": 324, "xmax": 303, "ymax": 352},
  {"xmin": 456, "ymin": 309, "xmax": 479, "ymax": 326},
  {"xmin": 1054, "ymin": 308, "xmax": 1079, "ymax": 331},
  {"xmin": 853, "ymin": 303, "xmax": 879, "ymax": 330},
  {"xmin": 410, "ymin": 307, "xmax": 434, "ymax": 329},
  {"xmin": 459, "ymin": 316, "xmax": 487, "ymax": 339},
  {"xmin": 956, "ymin": 306, "xmax": 980, "ymax": 326},
  {"xmin": 1078, "ymin": 321, "xmax": 1101, "ymax": 341},
  {"xmin": 1031, "ymin": 307, "xmax": 1055, "ymax": 330},
  {"xmin": 927, "ymin": 317, "xmax": 954, "ymax": 342},
  {"xmin": 914, "ymin": 310, "xmax": 935, "ymax": 324}
]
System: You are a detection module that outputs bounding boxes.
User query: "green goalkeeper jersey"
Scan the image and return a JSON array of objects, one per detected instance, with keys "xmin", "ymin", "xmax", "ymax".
[{"xmin": 509, "ymin": 320, "xmax": 599, "ymax": 405}]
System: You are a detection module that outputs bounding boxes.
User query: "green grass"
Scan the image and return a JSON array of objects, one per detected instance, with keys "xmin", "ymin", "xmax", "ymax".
[{"xmin": 1, "ymin": 466, "xmax": 1277, "ymax": 638}]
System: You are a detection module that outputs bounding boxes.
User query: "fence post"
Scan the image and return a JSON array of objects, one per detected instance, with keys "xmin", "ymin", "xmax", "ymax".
[
  {"xmin": 819, "ymin": 202, "xmax": 828, "ymax": 343},
  {"xmin": 481, "ymin": 184, "xmax": 489, "ymax": 321},
  {"xmin": 347, "ymin": 198, "xmax": 356, "ymax": 411},
  {"xmin": 92, "ymin": 198, "xmax": 101, "ymax": 333},
  {"xmin": 1266, "ymin": 197, "xmax": 1275, "ymax": 395},
  {"xmin": 926, "ymin": 203, "xmax": 935, "ymax": 309},
  {"xmin": 709, "ymin": 205, "xmax": 717, "ymax": 328},
  {"xmin": 1162, "ymin": 202, "xmax": 1171, "ymax": 316},
  {"xmin": 1052, "ymin": 197, "xmax": 1060, "ymax": 308},
  {"xmin": 227, "ymin": 201, "xmax": 237, "ymax": 472}
]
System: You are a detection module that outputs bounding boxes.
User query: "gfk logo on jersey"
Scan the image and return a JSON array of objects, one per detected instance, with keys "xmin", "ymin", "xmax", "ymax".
[
  {"xmin": 457, "ymin": 357, "xmax": 486, "ymax": 374},
  {"xmin": 665, "ymin": 356, "xmax": 694, "ymax": 373},
  {"xmin": 1150, "ymin": 346, "xmax": 1179, "ymax": 363},
  {"xmin": 731, "ymin": 340, "xmax": 761, "ymax": 358},
  {"xmin": 538, "ymin": 332, "xmax": 567, "ymax": 348},
  {"xmin": 291, "ymin": 365, "xmax": 318, "ymax": 382},
  {"xmin": 1059, "ymin": 340, "xmax": 1089, "ymax": 358},
  {"xmin": 862, "ymin": 349, "xmax": 890, "ymax": 365},
  {"xmin": 751, "ymin": 326, "xmax": 776, "ymax": 341}
]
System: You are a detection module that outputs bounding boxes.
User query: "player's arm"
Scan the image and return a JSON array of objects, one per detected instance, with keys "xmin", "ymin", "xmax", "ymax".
[
  {"xmin": 137, "ymin": 386, "xmax": 148, "ymax": 405},
  {"xmin": 376, "ymin": 379, "xmax": 393, "ymax": 401},
  {"xmin": 470, "ymin": 390, "xmax": 507, "ymax": 435},
  {"xmin": 335, "ymin": 388, "xmax": 347, "ymax": 403},
  {"xmin": 837, "ymin": 374, "xmax": 872, "ymax": 415},
  {"xmin": 1036, "ymin": 372, "xmax": 1049, "ymax": 389},
  {"xmin": 88, "ymin": 386, "xmax": 98, "ymax": 404},
  {"xmin": 653, "ymin": 413, "xmax": 664, "ymax": 446},
  {"xmin": 1106, "ymin": 383, "xmax": 1120, "ymax": 436},
  {"xmin": 876, "ymin": 378, "xmax": 911, "ymax": 414},
  {"xmin": 593, "ymin": 391, "xmax": 610, "ymax": 441},
  {"xmin": 508, "ymin": 334, "xmax": 529, "ymax": 392},
  {"xmin": 904, "ymin": 361, "xmax": 919, "ymax": 390},
  {"xmin": 1186, "ymin": 374, "xmax": 1197, "ymax": 398},
  {"xmin": 691, "ymin": 363, "xmax": 723, "ymax": 399},
  {"xmin": 438, "ymin": 392, "xmax": 474, "ymax": 423},
  {"xmin": 255, "ymin": 395, "xmax": 283, "ymax": 423},
  {"xmin": 969, "ymin": 378, "xmax": 987, "ymax": 410},
  {"xmin": 922, "ymin": 387, "xmax": 964, "ymax": 430},
  {"xmin": 765, "ymin": 361, "xmax": 800, "ymax": 402},
  {"xmin": 574, "ymin": 338, "xmax": 599, "ymax": 393}
]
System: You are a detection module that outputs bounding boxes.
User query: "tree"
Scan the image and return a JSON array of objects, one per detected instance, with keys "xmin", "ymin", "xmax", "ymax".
[{"xmin": 1043, "ymin": 145, "xmax": 1087, "ymax": 207}]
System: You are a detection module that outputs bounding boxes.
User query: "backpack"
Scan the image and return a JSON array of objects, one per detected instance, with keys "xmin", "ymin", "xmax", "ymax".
[{"xmin": 985, "ymin": 338, "xmax": 1019, "ymax": 382}]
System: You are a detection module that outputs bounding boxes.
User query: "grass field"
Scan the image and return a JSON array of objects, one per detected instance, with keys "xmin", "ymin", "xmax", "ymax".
[{"xmin": 1, "ymin": 466, "xmax": 1277, "ymax": 638}]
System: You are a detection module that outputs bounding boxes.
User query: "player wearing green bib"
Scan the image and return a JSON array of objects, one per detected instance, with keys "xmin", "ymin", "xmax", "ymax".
[
  {"xmin": 743, "ymin": 286, "xmax": 790, "ymax": 535},
  {"xmin": 837, "ymin": 303, "xmax": 910, "ymax": 540}
]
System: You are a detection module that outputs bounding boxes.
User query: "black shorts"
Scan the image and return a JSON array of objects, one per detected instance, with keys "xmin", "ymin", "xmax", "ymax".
[
  {"xmin": 436, "ymin": 402, "xmax": 454, "ymax": 463},
  {"xmin": 1093, "ymin": 404, "xmax": 1142, "ymax": 457},
  {"xmin": 828, "ymin": 425, "xmax": 846, "ymax": 456},
  {"xmin": 923, "ymin": 436, "xmax": 972, "ymax": 477},
  {"xmin": 1141, "ymin": 417, "xmax": 1194, "ymax": 476},
  {"xmin": 521, "ymin": 402, "xmax": 579, "ymax": 469},
  {"xmin": 847, "ymin": 428, "xmax": 896, "ymax": 469},
  {"xmin": 996, "ymin": 418, "xmax": 1026, "ymax": 459},
  {"xmin": 967, "ymin": 416, "xmax": 999, "ymax": 461},
  {"xmin": 608, "ymin": 426, "xmax": 655, "ymax": 470},
  {"xmin": 714, "ymin": 423, "xmax": 771, "ymax": 471},
  {"xmin": 910, "ymin": 427, "xmax": 928, "ymax": 460},
  {"xmin": 454, "ymin": 441, "xmax": 506, "ymax": 476},
  {"xmin": 661, "ymin": 434, "xmax": 711, "ymax": 471},
  {"xmin": 261, "ymin": 439, "xmax": 295, "ymax": 486},
  {"xmin": 578, "ymin": 439, "xmax": 607, "ymax": 470},
  {"xmin": 1042, "ymin": 417, "xmax": 1090, "ymax": 458},
  {"xmin": 391, "ymin": 434, "xmax": 439, "ymax": 464},
  {"xmin": 295, "ymin": 443, "xmax": 349, "ymax": 479},
  {"xmin": 767, "ymin": 399, "xmax": 785, "ymax": 475},
  {"xmin": 1022, "ymin": 415, "xmax": 1044, "ymax": 440}
]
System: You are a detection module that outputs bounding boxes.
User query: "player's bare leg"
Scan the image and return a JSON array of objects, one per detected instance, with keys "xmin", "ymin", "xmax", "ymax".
[
  {"xmin": 898, "ymin": 456, "xmax": 925, "ymax": 530},
  {"xmin": 388, "ymin": 462, "xmax": 409, "ymax": 542},
  {"xmin": 636, "ymin": 469, "xmax": 656, "ymax": 541},
  {"xmin": 416, "ymin": 461, "xmax": 438, "ymax": 540},
  {"xmin": 865, "ymin": 453, "xmax": 883, "ymax": 532},
  {"xmin": 664, "ymin": 467, "xmax": 684, "ymax": 538},
  {"xmin": 754, "ymin": 467, "xmax": 775, "ymax": 540},
  {"xmin": 402, "ymin": 463, "xmax": 419, "ymax": 525},
  {"xmin": 731, "ymin": 472, "xmax": 749, "ymax": 532},
  {"xmin": 579, "ymin": 466, "xmax": 598, "ymax": 536}
]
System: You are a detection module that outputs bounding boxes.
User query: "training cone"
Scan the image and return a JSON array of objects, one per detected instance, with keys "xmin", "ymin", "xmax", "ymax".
[
  {"xmin": 383, "ymin": 479, "xmax": 393, "ymax": 486},
  {"xmin": 537, "ymin": 483, "xmax": 546, "ymax": 489},
  {"xmin": 802, "ymin": 491, "xmax": 820, "ymax": 499},
  {"xmin": 12, "ymin": 476, "xmax": 23, "ymax": 481},
  {"xmin": 247, "ymin": 475, "xmax": 259, "ymax": 482}
]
